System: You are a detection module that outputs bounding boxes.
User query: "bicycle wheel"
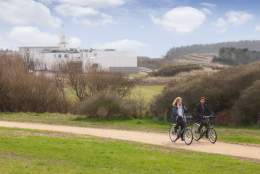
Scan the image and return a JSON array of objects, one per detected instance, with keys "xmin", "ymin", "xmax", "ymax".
[
  {"xmin": 184, "ymin": 128, "xmax": 193, "ymax": 145},
  {"xmin": 169, "ymin": 126, "xmax": 178, "ymax": 142},
  {"xmin": 207, "ymin": 128, "xmax": 217, "ymax": 144},
  {"xmin": 192, "ymin": 124, "xmax": 201, "ymax": 141}
]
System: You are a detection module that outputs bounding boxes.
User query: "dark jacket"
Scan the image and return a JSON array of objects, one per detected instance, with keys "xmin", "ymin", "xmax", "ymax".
[
  {"xmin": 171, "ymin": 105, "xmax": 187, "ymax": 123},
  {"xmin": 196, "ymin": 103, "xmax": 212, "ymax": 121}
]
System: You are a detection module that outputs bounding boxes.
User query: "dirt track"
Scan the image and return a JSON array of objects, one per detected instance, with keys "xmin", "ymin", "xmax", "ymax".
[{"xmin": 0, "ymin": 121, "xmax": 259, "ymax": 160}]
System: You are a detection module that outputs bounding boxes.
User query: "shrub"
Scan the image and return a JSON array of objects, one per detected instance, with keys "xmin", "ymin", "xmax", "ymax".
[
  {"xmin": 77, "ymin": 93, "xmax": 138, "ymax": 119},
  {"xmin": 150, "ymin": 63, "xmax": 260, "ymax": 125},
  {"xmin": 0, "ymin": 55, "xmax": 68, "ymax": 113},
  {"xmin": 213, "ymin": 47, "xmax": 260, "ymax": 65},
  {"xmin": 151, "ymin": 64, "xmax": 202, "ymax": 77},
  {"xmin": 231, "ymin": 80, "xmax": 260, "ymax": 125},
  {"xmin": 64, "ymin": 63, "xmax": 135, "ymax": 101},
  {"xmin": 86, "ymin": 72, "xmax": 134, "ymax": 97},
  {"xmin": 215, "ymin": 111, "xmax": 233, "ymax": 125}
]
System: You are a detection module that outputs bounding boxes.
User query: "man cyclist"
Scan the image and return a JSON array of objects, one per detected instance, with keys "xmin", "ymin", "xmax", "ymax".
[{"xmin": 196, "ymin": 96, "xmax": 212, "ymax": 134}]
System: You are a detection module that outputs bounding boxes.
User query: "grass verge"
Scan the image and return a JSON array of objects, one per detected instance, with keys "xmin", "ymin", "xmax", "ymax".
[
  {"xmin": 0, "ymin": 127, "xmax": 259, "ymax": 174},
  {"xmin": 0, "ymin": 112, "xmax": 259, "ymax": 145}
]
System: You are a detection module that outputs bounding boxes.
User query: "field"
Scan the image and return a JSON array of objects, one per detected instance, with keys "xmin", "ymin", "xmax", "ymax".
[
  {"xmin": 0, "ymin": 112, "xmax": 259, "ymax": 145},
  {"xmin": 129, "ymin": 85, "xmax": 165, "ymax": 104},
  {"xmin": 0, "ymin": 127, "xmax": 259, "ymax": 174},
  {"xmin": 64, "ymin": 84, "xmax": 165, "ymax": 105}
]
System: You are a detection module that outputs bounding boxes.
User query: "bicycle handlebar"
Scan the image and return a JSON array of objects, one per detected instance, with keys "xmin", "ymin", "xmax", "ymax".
[
  {"xmin": 202, "ymin": 115, "xmax": 215, "ymax": 119},
  {"xmin": 185, "ymin": 115, "xmax": 193, "ymax": 119}
]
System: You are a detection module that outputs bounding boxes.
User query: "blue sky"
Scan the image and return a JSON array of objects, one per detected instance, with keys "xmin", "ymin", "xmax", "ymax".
[{"xmin": 0, "ymin": 0, "xmax": 260, "ymax": 57}]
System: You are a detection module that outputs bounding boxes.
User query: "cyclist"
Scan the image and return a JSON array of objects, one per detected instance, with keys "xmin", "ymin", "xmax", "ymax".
[
  {"xmin": 172, "ymin": 97, "xmax": 188, "ymax": 141},
  {"xmin": 196, "ymin": 96, "xmax": 212, "ymax": 134}
]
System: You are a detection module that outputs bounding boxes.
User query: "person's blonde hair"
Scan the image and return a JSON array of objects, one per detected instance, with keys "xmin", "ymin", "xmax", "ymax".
[{"xmin": 172, "ymin": 97, "xmax": 182, "ymax": 106}]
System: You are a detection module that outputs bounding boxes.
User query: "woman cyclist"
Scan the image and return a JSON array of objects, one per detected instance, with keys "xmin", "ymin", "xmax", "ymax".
[{"xmin": 172, "ymin": 97, "xmax": 188, "ymax": 141}]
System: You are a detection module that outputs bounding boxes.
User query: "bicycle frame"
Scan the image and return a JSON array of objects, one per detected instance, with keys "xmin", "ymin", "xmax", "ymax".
[
  {"xmin": 174, "ymin": 116, "xmax": 193, "ymax": 138},
  {"xmin": 199, "ymin": 116, "xmax": 215, "ymax": 136}
]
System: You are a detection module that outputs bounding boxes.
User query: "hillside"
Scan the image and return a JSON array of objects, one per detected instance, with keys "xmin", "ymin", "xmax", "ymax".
[
  {"xmin": 213, "ymin": 47, "xmax": 260, "ymax": 65},
  {"xmin": 171, "ymin": 53, "xmax": 214, "ymax": 65},
  {"xmin": 138, "ymin": 53, "xmax": 224, "ymax": 70},
  {"xmin": 151, "ymin": 62, "xmax": 260, "ymax": 125},
  {"xmin": 138, "ymin": 40, "xmax": 260, "ymax": 69},
  {"xmin": 166, "ymin": 40, "xmax": 260, "ymax": 60}
]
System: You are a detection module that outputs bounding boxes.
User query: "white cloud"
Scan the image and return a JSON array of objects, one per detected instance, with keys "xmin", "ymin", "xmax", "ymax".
[
  {"xmin": 37, "ymin": 0, "xmax": 53, "ymax": 5},
  {"xmin": 226, "ymin": 11, "xmax": 253, "ymax": 25},
  {"xmin": 255, "ymin": 25, "xmax": 260, "ymax": 32},
  {"xmin": 8, "ymin": 26, "xmax": 81, "ymax": 48},
  {"xmin": 0, "ymin": 0, "xmax": 62, "ymax": 28},
  {"xmin": 69, "ymin": 37, "xmax": 82, "ymax": 48},
  {"xmin": 214, "ymin": 10, "xmax": 253, "ymax": 32},
  {"xmin": 151, "ymin": 6, "xmax": 206, "ymax": 33},
  {"xmin": 200, "ymin": 2, "xmax": 216, "ymax": 8},
  {"xmin": 201, "ymin": 8, "xmax": 212, "ymax": 15},
  {"xmin": 0, "ymin": 35, "xmax": 7, "ymax": 49},
  {"xmin": 54, "ymin": 0, "xmax": 117, "ymax": 27},
  {"xmin": 56, "ymin": 0, "xmax": 125, "ymax": 8},
  {"xmin": 78, "ymin": 14, "xmax": 115, "ymax": 26},
  {"xmin": 214, "ymin": 18, "xmax": 228, "ymax": 32},
  {"xmin": 8, "ymin": 26, "xmax": 58, "ymax": 46},
  {"xmin": 55, "ymin": 4, "xmax": 99, "ymax": 17},
  {"xmin": 97, "ymin": 39, "xmax": 146, "ymax": 51}
]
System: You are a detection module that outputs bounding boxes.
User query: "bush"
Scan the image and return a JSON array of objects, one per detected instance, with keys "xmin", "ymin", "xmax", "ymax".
[
  {"xmin": 86, "ymin": 72, "xmax": 134, "ymax": 97},
  {"xmin": 231, "ymin": 80, "xmax": 260, "ymax": 125},
  {"xmin": 64, "ymin": 63, "xmax": 135, "ymax": 101},
  {"xmin": 213, "ymin": 47, "xmax": 260, "ymax": 65},
  {"xmin": 215, "ymin": 111, "xmax": 233, "ymax": 125},
  {"xmin": 150, "ymin": 63, "xmax": 260, "ymax": 125},
  {"xmin": 151, "ymin": 64, "xmax": 202, "ymax": 77},
  {"xmin": 77, "ymin": 93, "xmax": 138, "ymax": 119},
  {"xmin": 0, "ymin": 55, "xmax": 68, "ymax": 113}
]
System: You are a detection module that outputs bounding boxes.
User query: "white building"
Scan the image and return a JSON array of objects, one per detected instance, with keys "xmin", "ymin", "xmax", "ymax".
[
  {"xmin": 19, "ymin": 35, "xmax": 138, "ymax": 73},
  {"xmin": 81, "ymin": 49, "xmax": 138, "ymax": 71}
]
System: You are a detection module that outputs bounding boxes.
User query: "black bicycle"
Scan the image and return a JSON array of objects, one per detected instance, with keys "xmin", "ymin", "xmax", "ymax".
[
  {"xmin": 169, "ymin": 116, "xmax": 193, "ymax": 145},
  {"xmin": 192, "ymin": 115, "xmax": 217, "ymax": 144}
]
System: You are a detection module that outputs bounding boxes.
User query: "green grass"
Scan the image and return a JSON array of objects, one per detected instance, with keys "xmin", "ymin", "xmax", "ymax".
[
  {"xmin": 0, "ymin": 127, "xmax": 259, "ymax": 174},
  {"xmin": 64, "ymin": 87, "xmax": 78, "ymax": 103},
  {"xmin": 0, "ymin": 112, "xmax": 259, "ymax": 145},
  {"xmin": 129, "ymin": 85, "xmax": 165, "ymax": 104},
  {"xmin": 65, "ymin": 84, "xmax": 165, "ymax": 105},
  {"xmin": 128, "ymin": 72, "xmax": 148, "ymax": 79},
  {"xmin": 0, "ymin": 112, "xmax": 168, "ymax": 132},
  {"xmin": 217, "ymin": 127, "xmax": 260, "ymax": 145}
]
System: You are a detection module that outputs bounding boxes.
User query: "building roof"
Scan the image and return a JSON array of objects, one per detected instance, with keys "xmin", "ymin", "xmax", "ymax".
[{"xmin": 19, "ymin": 46, "xmax": 59, "ymax": 49}]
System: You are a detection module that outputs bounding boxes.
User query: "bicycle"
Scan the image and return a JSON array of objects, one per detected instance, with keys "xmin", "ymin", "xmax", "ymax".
[
  {"xmin": 169, "ymin": 116, "xmax": 193, "ymax": 145},
  {"xmin": 192, "ymin": 115, "xmax": 217, "ymax": 144}
]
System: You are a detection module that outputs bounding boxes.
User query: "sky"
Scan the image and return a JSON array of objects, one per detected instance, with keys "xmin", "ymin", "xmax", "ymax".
[{"xmin": 0, "ymin": 0, "xmax": 260, "ymax": 57}]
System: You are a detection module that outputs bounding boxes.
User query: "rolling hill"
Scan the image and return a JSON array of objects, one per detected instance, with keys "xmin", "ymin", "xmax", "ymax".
[{"xmin": 165, "ymin": 40, "xmax": 260, "ymax": 60}]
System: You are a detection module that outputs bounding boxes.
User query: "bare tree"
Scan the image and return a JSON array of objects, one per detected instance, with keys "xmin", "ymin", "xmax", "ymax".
[
  {"xmin": 65, "ymin": 62, "xmax": 87, "ymax": 101},
  {"xmin": 23, "ymin": 49, "xmax": 35, "ymax": 72},
  {"xmin": 54, "ymin": 64, "xmax": 68, "ymax": 110},
  {"xmin": 62, "ymin": 61, "xmax": 135, "ymax": 101}
]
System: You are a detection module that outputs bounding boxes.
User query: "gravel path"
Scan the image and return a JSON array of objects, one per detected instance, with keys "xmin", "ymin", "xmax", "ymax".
[{"xmin": 0, "ymin": 121, "xmax": 259, "ymax": 160}]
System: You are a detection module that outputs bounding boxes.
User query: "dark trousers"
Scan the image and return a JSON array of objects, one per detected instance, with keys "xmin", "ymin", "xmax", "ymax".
[
  {"xmin": 198, "ymin": 120, "xmax": 207, "ymax": 133},
  {"xmin": 175, "ymin": 117, "xmax": 186, "ymax": 140}
]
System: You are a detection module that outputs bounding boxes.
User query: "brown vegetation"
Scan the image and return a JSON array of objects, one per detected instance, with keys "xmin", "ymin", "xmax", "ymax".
[
  {"xmin": 76, "ymin": 93, "xmax": 139, "ymax": 119},
  {"xmin": 151, "ymin": 64, "xmax": 203, "ymax": 77},
  {"xmin": 0, "ymin": 55, "xmax": 137, "ymax": 118},
  {"xmin": 63, "ymin": 63, "xmax": 135, "ymax": 101},
  {"xmin": 150, "ymin": 63, "xmax": 260, "ymax": 125},
  {"xmin": 0, "ymin": 54, "xmax": 67, "ymax": 113}
]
